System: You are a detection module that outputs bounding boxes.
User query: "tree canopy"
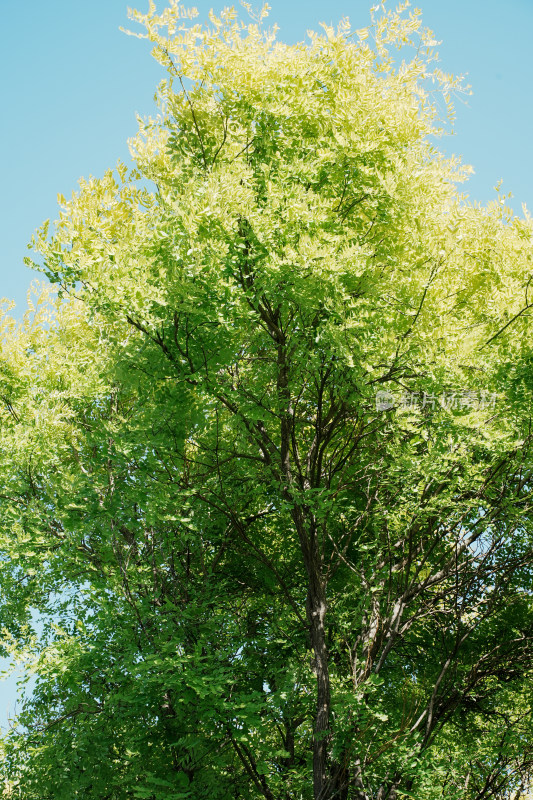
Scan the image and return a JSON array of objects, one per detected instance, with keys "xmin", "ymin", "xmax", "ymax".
[{"xmin": 1, "ymin": 2, "xmax": 533, "ymax": 798}]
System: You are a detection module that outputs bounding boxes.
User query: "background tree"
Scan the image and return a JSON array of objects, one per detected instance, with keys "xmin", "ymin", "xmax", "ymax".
[{"xmin": 1, "ymin": 2, "xmax": 533, "ymax": 798}]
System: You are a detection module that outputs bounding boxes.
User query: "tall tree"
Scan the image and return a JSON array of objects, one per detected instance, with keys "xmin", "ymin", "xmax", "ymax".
[{"xmin": 1, "ymin": 3, "xmax": 533, "ymax": 798}]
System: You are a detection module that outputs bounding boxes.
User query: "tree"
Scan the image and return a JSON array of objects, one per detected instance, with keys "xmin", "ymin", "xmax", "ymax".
[{"xmin": 1, "ymin": 2, "xmax": 533, "ymax": 798}]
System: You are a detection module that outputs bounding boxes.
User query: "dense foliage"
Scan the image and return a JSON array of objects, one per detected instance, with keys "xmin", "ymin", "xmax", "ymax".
[{"xmin": 1, "ymin": 2, "xmax": 533, "ymax": 798}]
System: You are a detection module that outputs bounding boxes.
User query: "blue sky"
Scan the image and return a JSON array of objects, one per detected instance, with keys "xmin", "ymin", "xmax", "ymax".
[{"xmin": 0, "ymin": 0, "xmax": 532, "ymax": 726}]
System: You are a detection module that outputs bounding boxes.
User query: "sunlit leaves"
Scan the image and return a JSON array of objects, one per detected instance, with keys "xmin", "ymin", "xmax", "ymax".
[{"xmin": 1, "ymin": 2, "xmax": 533, "ymax": 799}]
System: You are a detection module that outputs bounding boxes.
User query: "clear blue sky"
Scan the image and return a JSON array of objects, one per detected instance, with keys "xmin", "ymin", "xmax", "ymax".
[{"xmin": 0, "ymin": 0, "xmax": 532, "ymax": 723}]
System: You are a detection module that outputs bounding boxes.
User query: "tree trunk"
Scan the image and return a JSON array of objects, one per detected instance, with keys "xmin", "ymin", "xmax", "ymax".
[{"xmin": 307, "ymin": 567, "xmax": 331, "ymax": 800}]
